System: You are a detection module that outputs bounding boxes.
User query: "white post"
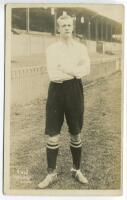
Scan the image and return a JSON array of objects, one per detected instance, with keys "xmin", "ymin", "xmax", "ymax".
[{"xmin": 26, "ymin": 8, "xmax": 30, "ymax": 33}]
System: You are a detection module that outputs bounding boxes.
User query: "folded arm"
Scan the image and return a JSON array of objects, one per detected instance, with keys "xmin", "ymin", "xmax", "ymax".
[
  {"xmin": 75, "ymin": 45, "xmax": 90, "ymax": 78},
  {"xmin": 58, "ymin": 45, "xmax": 90, "ymax": 78}
]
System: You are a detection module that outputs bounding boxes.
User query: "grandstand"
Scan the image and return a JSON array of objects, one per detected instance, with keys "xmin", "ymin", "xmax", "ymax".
[
  {"xmin": 12, "ymin": 7, "xmax": 122, "ymax": 41},
  {"xmin": 11, "ymin": 6, "xmax": 122, "ymax": 59}
]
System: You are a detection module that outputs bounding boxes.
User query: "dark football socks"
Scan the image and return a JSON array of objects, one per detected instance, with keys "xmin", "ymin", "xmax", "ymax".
[
  {"xmin": 46, "ymin": 142, "xmax": 59, "ymax": 173},
  {"xmin": 70, "ymin": 138, "xmax": 82, "ymax": 170}
]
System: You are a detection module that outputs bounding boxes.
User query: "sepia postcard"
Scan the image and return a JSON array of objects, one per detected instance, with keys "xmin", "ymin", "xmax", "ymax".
[{"xmin": 4, "ymin": 3, "xmax": 124, "ymax": 195}]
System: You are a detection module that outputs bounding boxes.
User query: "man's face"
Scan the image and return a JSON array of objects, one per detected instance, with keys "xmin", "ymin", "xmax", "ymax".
[{"xmin": 58, "ymin": 19, "xmax": 73, "ymax": 39}]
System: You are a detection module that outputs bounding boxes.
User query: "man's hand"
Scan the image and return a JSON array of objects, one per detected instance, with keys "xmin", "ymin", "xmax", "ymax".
[{"xmin": 57, "ymin": 64, "xmax": 75, "ymax": 77}]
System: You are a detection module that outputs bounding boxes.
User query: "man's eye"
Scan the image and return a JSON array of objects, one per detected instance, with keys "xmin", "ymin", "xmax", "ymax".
[{"xmin": 62, "ymin": 24, "xmax": 71, "ymax": 28}]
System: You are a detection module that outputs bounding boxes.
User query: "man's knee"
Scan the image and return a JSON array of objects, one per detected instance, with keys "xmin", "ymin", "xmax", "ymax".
[
  {"xmin": 70, "ymin": 133, "xmax": 81, "ymax": 142},
  {"xmin": 47, "ymin": 135, "xmax": 60, "ymax": 145}
]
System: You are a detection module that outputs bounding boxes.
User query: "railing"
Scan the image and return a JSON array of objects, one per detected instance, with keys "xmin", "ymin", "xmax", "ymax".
[
  {"xmin": 11, "ymin": 65, "xmax": 45, "ymax": 79},
  {"xmin": 11, "ymin": 57, "xmax": 121, "ymax": 105},
  {"xmin": 12, "ymin": 33, "xmax": 122, "ymax": 57}
]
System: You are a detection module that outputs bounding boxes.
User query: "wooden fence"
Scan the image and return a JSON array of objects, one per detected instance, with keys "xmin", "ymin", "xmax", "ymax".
[{"xmin": 11, "ymin": 57, "xmax": 121, "ymax": 105}]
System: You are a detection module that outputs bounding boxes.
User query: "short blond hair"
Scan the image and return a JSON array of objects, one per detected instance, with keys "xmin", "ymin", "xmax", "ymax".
[{"xmin": 57, "ymin": 14, "xmax": 73, "ymax": 26}]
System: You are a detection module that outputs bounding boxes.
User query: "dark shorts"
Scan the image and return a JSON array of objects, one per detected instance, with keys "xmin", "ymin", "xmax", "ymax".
[{"xmin": 45, "ymin": 78, "xmax": 84, "ymax": 136}]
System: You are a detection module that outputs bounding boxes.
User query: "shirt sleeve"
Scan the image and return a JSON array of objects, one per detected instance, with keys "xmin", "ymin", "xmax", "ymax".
[{"xmin": 74, "ymin": 44, "xmax": 90, "ymax": 78}]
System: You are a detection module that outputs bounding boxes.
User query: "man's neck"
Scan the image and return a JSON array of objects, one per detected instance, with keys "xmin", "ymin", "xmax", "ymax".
[{"xmin": 60, "ymin": 36, "xmax": 73, "ymax": 45}]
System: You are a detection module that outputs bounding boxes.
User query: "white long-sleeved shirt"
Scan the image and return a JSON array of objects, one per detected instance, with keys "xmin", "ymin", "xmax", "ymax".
[{"xmin": 46, "ymin": 39, "xmax": 90, "ymax": 82}]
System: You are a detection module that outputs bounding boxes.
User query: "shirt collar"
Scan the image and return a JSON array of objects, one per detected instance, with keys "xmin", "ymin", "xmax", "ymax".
[{"xmin": 59, "ymin": 38, "xmax": 75, "ymax": 47}]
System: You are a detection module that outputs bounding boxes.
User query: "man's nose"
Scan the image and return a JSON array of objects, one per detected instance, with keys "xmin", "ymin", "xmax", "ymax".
[{"xmin": 65, "ymin": 27, "xmax": 69, "ymax": 31}]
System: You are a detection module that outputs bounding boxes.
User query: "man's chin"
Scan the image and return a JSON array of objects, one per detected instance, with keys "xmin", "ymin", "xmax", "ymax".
[{"xmin": 64, "ymin": 34, "xmax": 72, "ymax": 38}]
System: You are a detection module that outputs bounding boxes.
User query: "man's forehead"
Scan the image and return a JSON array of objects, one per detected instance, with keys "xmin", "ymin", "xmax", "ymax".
[{"xmin": 60, "ymin": 19, "xmax": 73, "ymax": 26}]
